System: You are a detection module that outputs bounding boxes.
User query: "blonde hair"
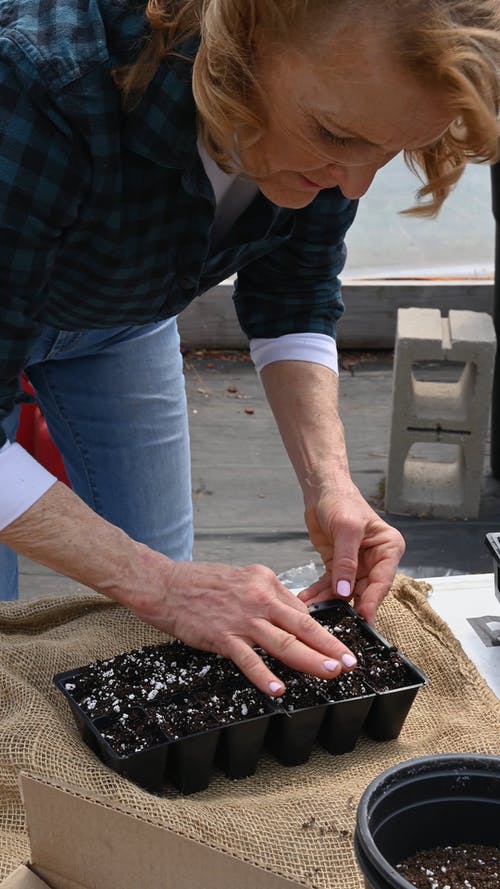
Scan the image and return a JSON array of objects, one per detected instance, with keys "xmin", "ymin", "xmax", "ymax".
[{"xmin": 114, "ymin": 0, "xmax": 500, "ymax": 215}]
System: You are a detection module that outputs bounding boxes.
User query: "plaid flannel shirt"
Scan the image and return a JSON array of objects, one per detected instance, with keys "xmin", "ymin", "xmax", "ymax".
[{"xmin": 0, "ymin": 0, "xmax": 357, "ymax": 446}]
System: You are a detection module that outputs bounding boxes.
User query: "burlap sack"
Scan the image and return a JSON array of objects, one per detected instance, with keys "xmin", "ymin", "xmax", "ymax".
[{"xmin": 0, "ymin": 575, "xmax": 499, "ymax": 887}]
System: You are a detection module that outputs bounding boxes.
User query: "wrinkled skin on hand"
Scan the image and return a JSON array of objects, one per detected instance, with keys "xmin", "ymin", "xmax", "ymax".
[
  {"xmin": 298, "ymin": 483, "xmax": 405, "ymax": 623},
  {"xmin": 128, "ymin": 557, "xmax": 360, "ymax": 696}
]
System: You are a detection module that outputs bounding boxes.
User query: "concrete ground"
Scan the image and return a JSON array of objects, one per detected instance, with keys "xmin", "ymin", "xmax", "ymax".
[{"xmin": 19, "ymin": 347, "xmax": 500, "ymax": 600}]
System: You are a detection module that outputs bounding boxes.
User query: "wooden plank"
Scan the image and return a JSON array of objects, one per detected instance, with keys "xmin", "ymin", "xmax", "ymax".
[{"xmin": 177, "ymin": 281, "xmax": 494, "ymax": 350}]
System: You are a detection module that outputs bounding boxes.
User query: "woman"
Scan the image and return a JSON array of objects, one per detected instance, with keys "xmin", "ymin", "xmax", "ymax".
[{"xmin": 0, "ymin": 0, "xmax": 498, "ymax": 694}]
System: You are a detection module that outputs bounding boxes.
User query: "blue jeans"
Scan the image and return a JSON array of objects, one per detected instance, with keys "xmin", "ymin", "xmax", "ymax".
[{"xmin": 0, "ymin": 318, "xmax": 193, "ymax": 599}]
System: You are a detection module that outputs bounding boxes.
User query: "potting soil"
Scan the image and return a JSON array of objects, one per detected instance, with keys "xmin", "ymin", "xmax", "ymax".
[{"xmin": 397, "ymin": 843, "xmax": 500, "ymax": 888}]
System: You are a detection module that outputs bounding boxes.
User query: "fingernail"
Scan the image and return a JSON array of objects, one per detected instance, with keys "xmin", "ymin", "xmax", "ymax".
[
  {"xmin": 323, "ymin": 659, "xmax": 340, "ymax": 672},
  {"xmin": 337, "ymin": 580, "xmax": 351, "ymax": 598},
  {"xmin": 269, "ymin": 681, "xmax": 282, "ymax": 694},
  {"xmin": 341, "ymin": 653, "xmax": 357, "ymax": 668}
]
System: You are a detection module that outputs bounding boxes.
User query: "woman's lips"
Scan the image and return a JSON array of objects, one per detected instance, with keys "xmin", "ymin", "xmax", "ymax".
[{"xmin": 298, "ymin": 173, "xmax": 325, "ymax": 190}]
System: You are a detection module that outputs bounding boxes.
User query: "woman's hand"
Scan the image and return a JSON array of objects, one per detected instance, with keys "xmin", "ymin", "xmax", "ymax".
[
  {"xmin": 127, "ymin": 554, "xmax": 359, "ymax": 696},
  {"xmin": 259, "ymin": 360, "xmax": 405, "ymax": 625},
  {"xmin": 298, "ymin": 481, "xmax": 405, "ymax": 623}
]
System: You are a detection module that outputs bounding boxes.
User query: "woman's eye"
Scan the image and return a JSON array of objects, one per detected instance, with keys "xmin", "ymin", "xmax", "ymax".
[{"xmin": 317, "ymin": 125, "xmax": 353, "ymax": 148}]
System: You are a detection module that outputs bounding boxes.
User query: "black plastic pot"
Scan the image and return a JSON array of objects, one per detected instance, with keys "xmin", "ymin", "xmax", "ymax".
[
  {"xmin": 93, "ymin": 708, "xmax": 170, "ymax": 793},
  {"xmin": 167, "ymin": 725, "xmax": 221, "ymax": 794},
  {"xmin": 266, "ymin": 699, "xmax": 329, "ymax": 766},
  {"xmin": 319, "ymin": 692, "xmax": 376, "ymax": 755},
  {"xmin": 361, "ymin": 654, "xmax": 425, "ymax": 743},
  {"xmin": 354, "ymin": 753, "xmax": 500, "ymax": 889}
]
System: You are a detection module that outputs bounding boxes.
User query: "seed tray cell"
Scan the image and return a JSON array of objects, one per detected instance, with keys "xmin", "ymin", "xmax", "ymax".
[
  {"xmin": 54, "ymin": 601, "xmax": 427, "ymax": 794},
  {"xmin": 310, "ymin": 601, "xmax": 428, "ymax": 741}
]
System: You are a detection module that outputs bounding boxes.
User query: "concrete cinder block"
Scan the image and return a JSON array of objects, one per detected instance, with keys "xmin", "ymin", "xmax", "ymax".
[{"xmin": 385, "ymin": 307, "xmax": 496, "ymax": 519}]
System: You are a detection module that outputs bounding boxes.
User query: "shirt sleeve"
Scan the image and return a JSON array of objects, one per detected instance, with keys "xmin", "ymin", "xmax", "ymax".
[
  {"xmin": 250, "ymin": 332, "xmax": 338, "ymax": 374},
  {"xmin": 0, "ymin": 45, "xmax": 88, "ymax": 448},
  {"xmin": 0, "ymin": 441, "xmax": 57, "ymax": 530},
  {"xmin": 233, "ymin": 187, "xmax": 357, "ymax": 341}
]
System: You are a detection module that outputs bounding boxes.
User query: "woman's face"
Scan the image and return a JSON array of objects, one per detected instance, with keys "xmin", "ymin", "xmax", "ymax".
[{"xmin": 239, "ymin": 31, "xmax": 453, "ymax": 208}]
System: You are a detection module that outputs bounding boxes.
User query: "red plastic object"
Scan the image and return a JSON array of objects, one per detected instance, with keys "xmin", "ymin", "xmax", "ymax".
[
  {"xmin": 15, "ymin": 389, "xmax": 36, "ymax": 453},
  {"xmin": 16, "ymin": 376, "xmax": 71, "ymax": 486}
]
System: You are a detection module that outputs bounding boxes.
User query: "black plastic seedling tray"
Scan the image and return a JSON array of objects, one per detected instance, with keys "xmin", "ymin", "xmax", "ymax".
[{"xmin": 54, "ymin": 601, "xmax": 428, "ymax": 794}]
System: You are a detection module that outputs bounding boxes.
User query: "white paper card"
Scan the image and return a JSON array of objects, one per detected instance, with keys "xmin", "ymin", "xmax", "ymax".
[{"xmin": 426, "ymin": 573, "xmax": 500, "ymax": 698}]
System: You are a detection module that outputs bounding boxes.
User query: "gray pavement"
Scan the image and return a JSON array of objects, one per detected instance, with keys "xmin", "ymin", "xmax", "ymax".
[
  {"xmin": 19, "ymin": 348, "xmax": 500, "ymax": 600},
  {"xmin": 188, "ymin": 349, "xmax": 500, "ymax": 577}
]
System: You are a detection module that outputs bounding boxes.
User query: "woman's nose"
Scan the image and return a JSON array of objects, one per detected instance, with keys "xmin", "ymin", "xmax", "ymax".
[{"xmin": 332, "ymin": 164, "xmax": 379, "ymax": 199}]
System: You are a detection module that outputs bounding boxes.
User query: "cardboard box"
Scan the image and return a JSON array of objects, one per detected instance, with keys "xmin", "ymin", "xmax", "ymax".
[{"xmin": 2, "ymin": 774, "xmax": 300, "ymax": 889}]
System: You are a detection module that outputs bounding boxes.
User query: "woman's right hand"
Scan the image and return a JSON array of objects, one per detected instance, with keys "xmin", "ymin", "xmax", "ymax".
[{"xmin": 127, "ymin": 552, "xmax": 359, "ymax": 696}]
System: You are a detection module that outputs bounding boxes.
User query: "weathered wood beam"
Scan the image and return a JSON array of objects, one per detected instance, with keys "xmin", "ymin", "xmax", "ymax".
[{"xmin": 178, "ymin": 280, "xmax": 493, "ymax": 350}]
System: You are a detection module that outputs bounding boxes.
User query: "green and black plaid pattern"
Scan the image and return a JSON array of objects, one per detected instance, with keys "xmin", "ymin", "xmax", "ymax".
[{"xmin": 0, "ymin": 0, "xmax": 357, "ymax": 444}]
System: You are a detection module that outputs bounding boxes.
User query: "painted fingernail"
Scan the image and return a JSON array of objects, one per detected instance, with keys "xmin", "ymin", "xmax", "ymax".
[
  {"xmin": 341, "ymin": 653, "xmax": 357, "ymax": 668},
  {"xmin": 323, "ymin": 659, "xmax": 340, "ymax": 672},
  {"xmin": 337, "ymin": 580, "xmax": 351, "ymax": 598},
  {"xmin": 269, "ymin": 681, "xmax": 283, "ymax": 694}
]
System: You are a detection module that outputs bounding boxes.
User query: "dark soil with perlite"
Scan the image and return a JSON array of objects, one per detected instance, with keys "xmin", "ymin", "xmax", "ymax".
[
  {"xmin": 313, "ymin": 610, "xmax": 418, "ymax": 692},
  {"xmin": 396, "ymin": 843, "xmax": 500, "ymax": 889}
]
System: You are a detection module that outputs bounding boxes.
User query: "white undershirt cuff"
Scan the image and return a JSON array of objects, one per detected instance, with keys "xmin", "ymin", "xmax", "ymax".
[
  {"xmin": 250, "ymin": 333, "xmax": 338, "ymax": 375},
  {"xmin": 0, "ymin": 441, "xmax": 58, "ymax": 531}
]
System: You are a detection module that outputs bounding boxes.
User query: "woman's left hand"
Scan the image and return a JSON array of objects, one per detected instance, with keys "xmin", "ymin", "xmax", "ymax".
[
  {"xmin": 260, "ymin": 359, "xmax": 405, "ymax": 623},
  {"xmin": 298, "ymin": 480, "xmax": 405, "ymax": 623}
]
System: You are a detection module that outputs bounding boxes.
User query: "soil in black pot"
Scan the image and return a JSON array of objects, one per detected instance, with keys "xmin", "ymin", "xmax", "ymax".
[
  {"xmin": 152, "ymin": 684, "xmax": 269, "ymax": 740},
  {"xmin": 315, "ymin": 612, "xmax": 418, "ymax": 691},
  {"xmin": 99, "ymin": 708, "xmax": 168, "ymax": 756},
  {"xmin": 259, "ymin": 655, "xmax": 329, "ymax": 711},
  {"xmin": 166, "ymin": 641, "xmax": 243, "ymax": 687},
  {"xmin": 309, "ymin": 668, "xmax": 371, "ymax": 701},
  {"xmin": 194, "ymin": 685, "xmax": 269, "ymax": 724},
  {"xmin": 396, "ymin": 843, "xmax": 500, "ymax": 889},
  {"xmin": 154, "ymin": 693, "xmax": 218, "ymax": 739},
  {"xmin": 64, "ymin": 643, "xmax": 241, "ymax": 718}
]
